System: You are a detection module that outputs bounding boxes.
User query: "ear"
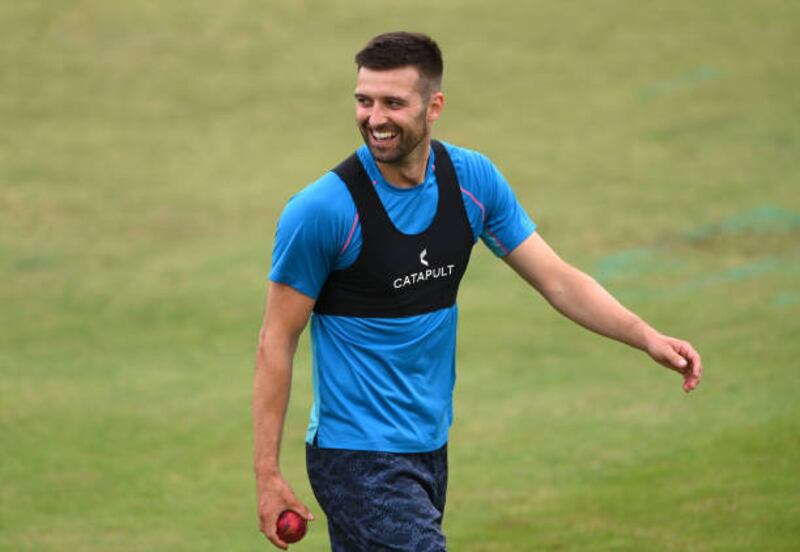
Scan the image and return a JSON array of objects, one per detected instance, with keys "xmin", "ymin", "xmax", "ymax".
[{"xmin": 426, "ymin": 91, "xmax": 445, "ymax": 123}]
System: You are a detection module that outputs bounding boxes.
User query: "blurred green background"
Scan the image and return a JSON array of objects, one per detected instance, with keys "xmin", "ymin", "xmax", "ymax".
[{"xmin": 2, "ymin": 1, "xmax": 798, "ymax": 550}]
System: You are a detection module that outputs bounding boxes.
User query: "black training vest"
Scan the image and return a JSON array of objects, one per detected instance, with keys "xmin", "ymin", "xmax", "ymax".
[{"xmin": 314, "ymin": 140, "xmax": 474, "ymax": 318}]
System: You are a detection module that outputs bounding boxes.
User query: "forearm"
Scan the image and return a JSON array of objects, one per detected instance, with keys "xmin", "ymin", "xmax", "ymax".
[
  {"xmin": 505, "ymin": 233, "xmax": 702, "ymax": 391},
  {"xmin": 252, "ymin": 328, "xmax": 298, "ymax": 485},
  {"xmin": 541, "ymin": 266, "xmax": 657, "ymax": 352}
]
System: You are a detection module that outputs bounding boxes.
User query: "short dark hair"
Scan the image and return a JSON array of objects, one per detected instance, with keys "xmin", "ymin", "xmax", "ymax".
[{"xmin": 355, "ymin": 32, "xmax": 443, "ymax": 94}]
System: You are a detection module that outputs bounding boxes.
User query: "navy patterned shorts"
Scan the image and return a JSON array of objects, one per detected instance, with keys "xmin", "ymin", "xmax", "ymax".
[{"xmin": 306, "ymin": 441, "xmax": 448, "ymax": 551}]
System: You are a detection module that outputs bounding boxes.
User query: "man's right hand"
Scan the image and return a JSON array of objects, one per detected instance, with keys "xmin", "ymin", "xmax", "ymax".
[{"xmin": 257, "ymin": 472, "xmax": 315, "ymax": 549}]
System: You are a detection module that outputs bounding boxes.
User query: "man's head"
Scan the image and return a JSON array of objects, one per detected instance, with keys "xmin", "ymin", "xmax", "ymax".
[
  {"xmin": 353, "ymin": 32, "xmax": 445, "ymax": 168},
  {"xmin": 355, "ymin": 32, "xmax": 443, "ymax": 99}
]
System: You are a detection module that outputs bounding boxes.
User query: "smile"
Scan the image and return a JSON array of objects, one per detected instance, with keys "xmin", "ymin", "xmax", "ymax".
[{"xmin": 370, "ymin": 128, "xmax": 398, "ymax": 142}]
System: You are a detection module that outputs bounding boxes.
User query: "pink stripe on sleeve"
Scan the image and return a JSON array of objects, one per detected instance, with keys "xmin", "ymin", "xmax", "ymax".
[
  {"xmin": 339, "ymin": 213, "xmax": 359, "ymax": 255},
  {"xmin": 487, "ymin": 228, "xmax": 510, "ymax": 255},
  {"xmin": 461, "ymin": 185, "xmax": 508, "ymax": 252},
  {"xmin": 460, "ymin": 186, "xmax": 486, "ymax": 222}
]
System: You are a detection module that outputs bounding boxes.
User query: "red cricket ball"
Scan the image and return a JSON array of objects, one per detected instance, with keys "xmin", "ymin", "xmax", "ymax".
[{"xmin": 276, "ymin": 510, "xmax": 308, "ymax": 544}]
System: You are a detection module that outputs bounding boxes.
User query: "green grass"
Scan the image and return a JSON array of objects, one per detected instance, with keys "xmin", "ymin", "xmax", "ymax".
[{"xmin": 2, "ymin": 1, "xmax": 799, "ymax": 550}]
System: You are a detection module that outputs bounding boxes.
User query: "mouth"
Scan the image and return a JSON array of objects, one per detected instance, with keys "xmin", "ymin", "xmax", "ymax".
[{"xmin": 368, "ymin": 127, "xmax": 399, "ymax": 145}]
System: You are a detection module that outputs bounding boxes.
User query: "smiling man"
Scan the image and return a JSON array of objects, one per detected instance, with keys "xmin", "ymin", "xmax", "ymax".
[{"xmin": 253, "ymin": 32, "xmax": 702, "ymax": 551}]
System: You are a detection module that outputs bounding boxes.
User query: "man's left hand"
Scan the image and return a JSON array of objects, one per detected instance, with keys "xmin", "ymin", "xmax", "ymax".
[{"xmin": 646, "ymin": 334, "xmax": 703, "ymax": 393}]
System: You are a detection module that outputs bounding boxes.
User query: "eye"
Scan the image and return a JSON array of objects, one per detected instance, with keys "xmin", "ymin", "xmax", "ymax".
[
  {"xmin": 355, "ymin": 96, "xmax": 372, "ymax": 107},
  {"xmin": 386, "ymin": 99, "xmax": 404, "ymax": 109}
]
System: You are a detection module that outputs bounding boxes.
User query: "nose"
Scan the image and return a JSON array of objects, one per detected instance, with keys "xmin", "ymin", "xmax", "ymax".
[{"xmin": 368, "ymin": 104, "xmax": 389, "ymax": 128}]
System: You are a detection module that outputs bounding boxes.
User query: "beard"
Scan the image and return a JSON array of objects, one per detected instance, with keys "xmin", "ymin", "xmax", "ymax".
[{"xmin": 358, "ymin": 110, "xmax": 429, "ymax": 165}]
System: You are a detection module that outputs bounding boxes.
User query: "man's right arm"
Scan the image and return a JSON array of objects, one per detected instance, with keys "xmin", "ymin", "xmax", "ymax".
[{"xmin": 253, "ymin": 282, "xmax": 316, "ymax": 550}]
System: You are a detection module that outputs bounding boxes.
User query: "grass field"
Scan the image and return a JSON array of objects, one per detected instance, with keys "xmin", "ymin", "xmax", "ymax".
[{"xmin": 2, "ymin": 1, "xmax": 799, "ymax": 550}]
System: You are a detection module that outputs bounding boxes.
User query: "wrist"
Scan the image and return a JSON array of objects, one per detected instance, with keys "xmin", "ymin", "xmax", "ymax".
[
  {"xmin": 629, "ymin": 319, "xmax": 659, "ymax": 352},
  {"xmin": 254, "ymin": 461, "xmax": 282, "ymax": 479}
]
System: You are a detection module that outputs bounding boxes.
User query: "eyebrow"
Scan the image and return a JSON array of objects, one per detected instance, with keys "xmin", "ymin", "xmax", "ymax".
[{"xmin": 353, "ymin": 92, "xmax": 409, "ymax": 104}]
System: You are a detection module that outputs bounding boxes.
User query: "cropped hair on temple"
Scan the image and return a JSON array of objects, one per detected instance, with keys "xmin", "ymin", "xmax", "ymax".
[{"xmin": 355, "ymin": 32, "xmax": 444, "ymax": 94}]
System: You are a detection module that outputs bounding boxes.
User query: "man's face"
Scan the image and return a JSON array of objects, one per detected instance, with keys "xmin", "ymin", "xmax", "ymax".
[{"xmin": 354, "ymin": 66, "xmax": 443, "ymax": 164}]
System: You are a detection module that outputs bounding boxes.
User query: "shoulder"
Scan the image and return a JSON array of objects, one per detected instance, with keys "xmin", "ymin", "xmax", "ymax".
[
  {"xmin": 438, "ymin": 140, "xmax": 536, "ymax": 257},
  {"xmin": 439, "ymin": 141, "xmax": 500, "ymax": 186},
  {"xmin": 438, "ymin": 141, "xmax": 511, "ymax": 213},
  {"xmin": 270, "ymin": 171, "xmax": 357, "ymax": 297},
  {"xmin": 274, "ymin": 170, "xmax": 358, "ymax": 256},
  {"xmin": 281, "ymin": 171, "xmax": 353, "ymax": 220},
  {"xmin": 277, "ymin": 171, "xmax": 357, "ymax": 236}
]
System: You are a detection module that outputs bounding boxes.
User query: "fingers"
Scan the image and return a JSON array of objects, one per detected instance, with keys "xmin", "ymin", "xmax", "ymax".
[
  {"xmin": 664, "ymin": 347, "xmax": 689, "ymax": 371},
  {"xmin": 257, "ymin": 483, "xmax": 314, "ymax": 549},
  {"xmin": 681, "ymin": 346, "xmax": 703, "ymax": 394},
  {"xmin": 291, "ymin": 501, "xmax": 315, "ymax": 522},
  {"xmin": 652, "ymin": 336, "xmax": 703, "ymax": 394},
  {"xmin": 269, "ymin": 535, "xmax": 289, "ymax": 550},
  {"xmin": 260, "ymin": 504, "xmax": 314, "ymax": 549},
  {"xmin": 259, "ymin": 512, "xmax": 288, "ymax": 550},
  {"xmin": 670, "ymin": 340, "xmax": 703, "ymax": 393},
  {"xmin": 267, "ymin": 532, "xmax": 289, "ymax": 550}
]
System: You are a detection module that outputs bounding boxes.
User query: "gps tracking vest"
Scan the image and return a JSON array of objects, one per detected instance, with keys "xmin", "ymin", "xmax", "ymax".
[{"xmin": 314, "ymin": 141, "xmax": 474, "ymax": 318}]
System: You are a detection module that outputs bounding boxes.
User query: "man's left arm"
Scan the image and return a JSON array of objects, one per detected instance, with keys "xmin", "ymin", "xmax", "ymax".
[{"xmin": 504, "ymin": 232, "xmax": 703, "ymax": 392}]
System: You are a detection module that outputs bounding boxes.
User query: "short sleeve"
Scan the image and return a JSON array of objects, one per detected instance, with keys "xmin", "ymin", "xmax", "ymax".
[
  {"xmin": 268, "ymin": 173, "xmax": 356, "ymax": 299},
  {"xmin": 446, "ymin": 143, "xmax": 536, "ymax": 257},
  {"xmin": 479, "ymin": 158, "xmax": 536, "ymax": 256}
]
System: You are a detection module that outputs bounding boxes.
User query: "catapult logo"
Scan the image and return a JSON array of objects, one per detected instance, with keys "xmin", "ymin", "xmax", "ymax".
[{"xmin": 393, "ymin": 248, "xmax": 455, "ymax": 289}]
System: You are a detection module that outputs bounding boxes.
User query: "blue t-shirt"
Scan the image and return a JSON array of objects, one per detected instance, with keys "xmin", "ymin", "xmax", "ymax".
[{"xmin": 269, "ymin": 142, "xmax": 536, "ymax": 452}]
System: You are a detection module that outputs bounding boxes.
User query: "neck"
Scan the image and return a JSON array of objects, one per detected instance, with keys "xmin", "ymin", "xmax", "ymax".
[{"xmin": 376, "ymin": 137, "xmax": 432, "ymax": 188}]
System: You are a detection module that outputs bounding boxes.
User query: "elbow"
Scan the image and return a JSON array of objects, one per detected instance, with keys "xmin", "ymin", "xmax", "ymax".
[
  {"xmin": 541, "ymin": 281, "xmax": 568, "ymax": 310},
  {"xmin": 255, "ymin": 325, "xmax": 299, "ymax": 367},
  {"xmin": 255, "ymin": 326, "xmax": 272, "ymax": 368},
  {"xmin": 540, "ymin": 266, "xmax": 592, "ymax": 309}
]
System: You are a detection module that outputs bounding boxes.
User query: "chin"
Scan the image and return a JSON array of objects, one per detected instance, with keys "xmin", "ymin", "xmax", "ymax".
[
  {"xmin": 370, "ymin": 147, "xmax": 405, "ymax": 164},
  {"xmin": 364, "ymin": 140, "xmax": 400, "ymax": 163}
]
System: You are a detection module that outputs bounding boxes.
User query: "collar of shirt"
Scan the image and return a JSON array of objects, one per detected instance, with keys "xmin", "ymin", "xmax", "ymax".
[{"xmin": 356, "ymin": 144, "xmax": 437, "ymax": 194}]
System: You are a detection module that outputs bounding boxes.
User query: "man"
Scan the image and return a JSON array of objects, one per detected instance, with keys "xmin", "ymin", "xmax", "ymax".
[{"xmin": 253, "ymin": 32, "xmax": 702, "ymax": 551}]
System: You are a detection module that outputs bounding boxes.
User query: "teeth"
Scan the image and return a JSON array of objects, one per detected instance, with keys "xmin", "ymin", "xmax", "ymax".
[{"xmin": 372, "ymin": 130, "xmax": 396, "ymax": 140}]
